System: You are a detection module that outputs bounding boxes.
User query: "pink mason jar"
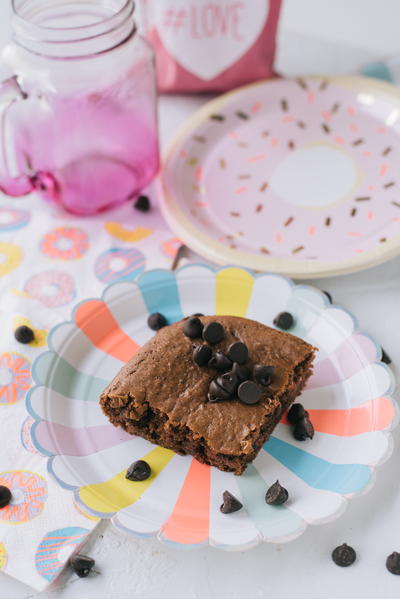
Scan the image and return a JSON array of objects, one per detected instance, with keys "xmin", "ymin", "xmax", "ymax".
[{"xmin": 0, "ymin": 0, "xmax": 159, "ymax": 215}]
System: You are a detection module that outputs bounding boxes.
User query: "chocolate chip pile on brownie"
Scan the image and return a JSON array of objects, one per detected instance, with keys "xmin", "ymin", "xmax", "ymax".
[
  {"xmin": 183, "ymin": 317, "xmax": 274, "ymax": 405},
  {"xmin": 287, "ymin": 402, "xmax": 314, "ymax": 441}
]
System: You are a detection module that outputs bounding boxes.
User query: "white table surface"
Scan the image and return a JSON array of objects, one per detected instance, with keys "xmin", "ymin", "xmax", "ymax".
[{"xmin": 2, "ymin": 2, "xmax": 400, "ymax": 598}]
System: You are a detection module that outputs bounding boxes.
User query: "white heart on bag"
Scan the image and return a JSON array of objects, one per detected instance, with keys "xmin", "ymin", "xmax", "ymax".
[{"xmin": 154, "ymin": 0, "xmax": 269, "ymax": 81}]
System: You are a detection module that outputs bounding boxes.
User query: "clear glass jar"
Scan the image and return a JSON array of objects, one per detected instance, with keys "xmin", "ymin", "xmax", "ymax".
[{"xmin": 0, "ymin": 0, "xmax": 159, "ymax": 215}]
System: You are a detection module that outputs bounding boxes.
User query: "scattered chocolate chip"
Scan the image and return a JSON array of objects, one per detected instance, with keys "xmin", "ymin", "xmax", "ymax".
[
  {"xmin": 265, "ymin": 480, "xmax": 288, "ymax": 505},
  {"xmin": 232, "ymin": 362, "xmax": 251, "ymax": 383},
  {"xmin": 14, "ymin": 325, "xmax": 34, "ymax": 344},
  {"xmin": 208, "ymin": 351, "xmax": 232, "ymax": 372},
  {"xmin": 294, "ymin": 416, "xmax": 314, "ymax": 440},
  {"xmin": 322, "ymin": 290, "xmax": 332, "ymax": 303},
  {"xmin": 0, "ymin": 486, "xmax": 11, "ymax": 509},
  {"xmin": 381, "ymin": 348, "xmax": 392, "ymax": 365},
  {"xmin": 238, "ymin": 380, "xmax": 261, "ymax": 405},
  {"xmin": 183, "ymin": 317, "xmax": 203, "ymax": 339},
  {"xmin": 227, "ymin": 342, "xmax": 248, "ymax": 365},
  {"xmin": 147, "ymin": 312, "xmax": 167, "ymax": 331},
  {"xmin": 253, "ymin": 365, "xmax": 274, "ymax": 386},
  {"xmin": 287, "ymin": 403, "xmax": 306, "ymax": 424},
  {"xmin": 70, "ymin": 554, "xmax": 95, "ymax": 578},
  {"xmin": 208, "ymin": 379, "xmax": 231, "ymax": 402},
  {"xmin": 193, "ymin": 344, "xmax": 212, "ymax": 367},
  {"xmin": 134, "ymin": 195, "xmax": 151, "ymax": 212},
  {"xmin": 331, "ymin": 543, "xmax": 356, "ymax": 567},
  {"xmin": 217, "ymin": 372, "xmax": 238, "ymax": 395},
  {"xmin": 273, "ymin": 312, "xmax": 294, "ymax": 330},
  {"xmin": 386, "ymin": 552, "xmax": 400, "ymax": 575},
  {"xmin": 220, "ymin": 490, "xmax": 243, "ymax": 514},
  {"xmin": 126, "ymin": 460, "xmax": 151, "ymax": 481},
  {"xmin": 202, "ymin": 321, "xmax": 224, "ymax": 345}
]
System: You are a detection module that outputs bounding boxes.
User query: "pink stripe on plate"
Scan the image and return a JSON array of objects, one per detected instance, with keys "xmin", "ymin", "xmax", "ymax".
[
  {"xmin": 307, "ymin": 333, "xmax": 377, "ymax": 389},
  {"xmin": 34, "ymin": 421, "xmax": 131, "ymax": 456}
]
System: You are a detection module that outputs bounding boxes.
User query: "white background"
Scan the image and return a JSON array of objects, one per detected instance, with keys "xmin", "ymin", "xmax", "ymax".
[{"xmin": 2, "ymin": 1, "xmax": 400, "ymax": 598}]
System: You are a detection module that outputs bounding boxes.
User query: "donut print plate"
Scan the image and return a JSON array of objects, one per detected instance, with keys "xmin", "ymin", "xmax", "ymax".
[
  {"xmin": 160, "ymin": 76, "xmax": 400, "ymax": 278},
  {"xmin": 25, "ymin": 265, "xmax": 397, "ymax": 549}
]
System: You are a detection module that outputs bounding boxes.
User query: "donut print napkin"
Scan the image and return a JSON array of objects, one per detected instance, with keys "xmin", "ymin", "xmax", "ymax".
[{"xmin": 0, "ymin": 189, "xmax": 178, "ymax": 590}]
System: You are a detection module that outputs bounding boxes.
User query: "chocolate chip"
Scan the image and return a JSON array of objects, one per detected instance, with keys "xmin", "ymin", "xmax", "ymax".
[
  {"xmin": 293, "ymin": 416, "xmax": 314, "ymax": 440},
  {"xmin": 208, "ymin": 351, "xmax": 232, "ymax": 372},
  {"xmin": 208, "ymin": 379, "xmax": 231, "ymax": 402},
  {"xmin": 331, "ymin": 543, "xmax": 356, "ymax": 567},
  {"xmin": 183, "ymin": 317, "xmax": 203, "ymax": 339},
  {"xmin": 192, "ymin": 313, "xmax": 204, "ymax": 317},
  {"xmin": 14, "ymin": 325, "xmax": 34, "ymax": 344},
  {"xmin": 265, "ymin": 480, "xmax": 288, "ymax": 505},
  {"xmin": 217, "ymin": 372, "xmax": 238, "ymax": 395},
  {"xmin": 273, "ymin": 312, "xmax": 294, "ymax": 330},
  {"xmin": 232, "ymin": 362, "xmax": 251, "ymax": 383},
  {"xmin": 381, "ymin": 347, "xmax": 392, "ymax": 365},
  {"xmin": 386, "ymin": 552, "xmax": 400, "ymax": 575},
  {"xmin": 70, "ymin": 554, "xmax": 96, "ymax": 578},
  {"xmin": 134, "ymin": 195, "xmax": 151, "ymax": 212},
  {"xmin": 147, "ymin": 312, "xmax": 167, "ymax": 331},
  {"xmin": 126, "ymin": 460, "xmax": 151, "ymax": 481},
  {"xmin": 202, "ymin": 321, "xmax": 224, "ymax": 345},
  {"xmin": 227, "ymin": 342, "xmax": 248, "ymax": 365},
  {"xmin": 220, "ymin": 490, "xmax": 243, "ymax": 514},
  {"xmin": 0, "ymin": 486, "xmax": 11, "ymax": 509},
  {"xmin": 322, "ymin": 290, "xmax": 332, "ymax": 303},
  {"xmin": 253, "ymin": 365, "xmax": 274, "ymax": 386},
  {"xmin": 287, "ymin": 403, "xmax": 306, "ymax": 424},
  {"xmin": 193, "ymin": 344, "xmax": 212, "ymax": 367},
  {"xmin": 238, "ymin": 380, "xmax": 261, "ymax": 405}
]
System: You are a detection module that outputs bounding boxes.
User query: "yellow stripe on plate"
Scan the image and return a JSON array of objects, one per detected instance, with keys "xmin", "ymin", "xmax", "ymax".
[
  {"xmin": 215, "ymin": 268, "xmax": 254, "ymax": 316},
  {"xmin": 78, "ymin": 447, "xmax": 174, "ymax": 515}
]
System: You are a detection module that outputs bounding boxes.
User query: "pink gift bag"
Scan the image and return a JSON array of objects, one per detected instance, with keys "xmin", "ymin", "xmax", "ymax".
[{"xmin": 139, "ymin": 0, "xmax": 282, "ymax": 93}]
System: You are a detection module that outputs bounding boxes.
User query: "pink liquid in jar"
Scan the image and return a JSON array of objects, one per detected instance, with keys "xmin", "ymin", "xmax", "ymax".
[{"xmin": 0, "ymin": 0, "xmax": 159, "ymax": 215}]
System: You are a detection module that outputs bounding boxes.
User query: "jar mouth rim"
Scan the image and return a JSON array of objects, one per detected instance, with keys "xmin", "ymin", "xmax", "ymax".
[{"xmin": 11, "ymin": 0, "xmax": 133, "ymax": 32}]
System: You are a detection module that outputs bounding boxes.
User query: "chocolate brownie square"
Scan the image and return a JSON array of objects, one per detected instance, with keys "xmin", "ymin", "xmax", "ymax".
[{"xmin": 100, "ymin": 316, "xmax": 316, "ymax": 475}]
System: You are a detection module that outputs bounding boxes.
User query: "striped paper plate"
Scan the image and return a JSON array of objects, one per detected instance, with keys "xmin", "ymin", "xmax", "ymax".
[{"xmin": 25, "ymin": 265, "xmax": 397, "ymax": 549}]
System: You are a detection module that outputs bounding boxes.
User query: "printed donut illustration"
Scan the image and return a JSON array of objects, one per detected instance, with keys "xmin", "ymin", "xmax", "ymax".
[
  {"xmin": 0, "ymin": 471, "xmax": 47, "ymax": 524},
  {"xmin": 0, "ymin": 543, "xmax": 7, "ymax": 570},
  {"xmin": 24, "ymin": 271, "xmax": 76, "ymax": 308},
  {"xmin": 0, "ymin": 243, "xmax": 22, "ymax": 277},
  {"xmin": 105, "ymin": 222, "xmax": 153, "ymax": 242},
  {"xmin": 94, "ymin": 248, "xmax": 146, "ymax": 284},
  {"xmin": 35, "ymin": 526, "xmax": 90, "ymax": 582},
  {"xmin": 0, "ymin": 207, "xmax": 30, "ymax": 232},
  {"xmin": 40, "ymin": 227, "xmax": 89, "ymax": 260},
  {"xmin": 21, "ymin": 417, "xmax": 40, "ymax": 455},
  {"xmin": 0, "ymin": 352, "xmax": 31, "ymax": 405},
  {"xmin": 162, "ymin": 237, "xmax": 182, "ymax": 258}
]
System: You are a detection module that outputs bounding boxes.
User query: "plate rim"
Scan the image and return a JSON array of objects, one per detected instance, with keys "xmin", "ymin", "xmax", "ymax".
[
  {"xmin": 24, "ymin": 264, "xmax": 399, "ymax": 549},
  {"xmin": 159, "ymin": 75, "xmax": 400, "ymax": 279}
]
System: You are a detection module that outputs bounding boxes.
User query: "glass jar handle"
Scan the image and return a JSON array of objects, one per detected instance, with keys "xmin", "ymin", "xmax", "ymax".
[{"xmin": 0, "ymin": 75, "xmax": 33, "ymax": 196}]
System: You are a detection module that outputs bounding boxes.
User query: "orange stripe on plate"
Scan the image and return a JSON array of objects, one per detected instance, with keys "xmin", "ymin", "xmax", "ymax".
[
  {"xmin": 281, "ymin": 397, "xmax": 395, "ymax": 436},
  {"xmin": 161, "ymin": 459, "xmax": 210, "ymax": 544},
  {"xmin": 75, "ymin": 300, "xmax": 139, "ymax": 362}
]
